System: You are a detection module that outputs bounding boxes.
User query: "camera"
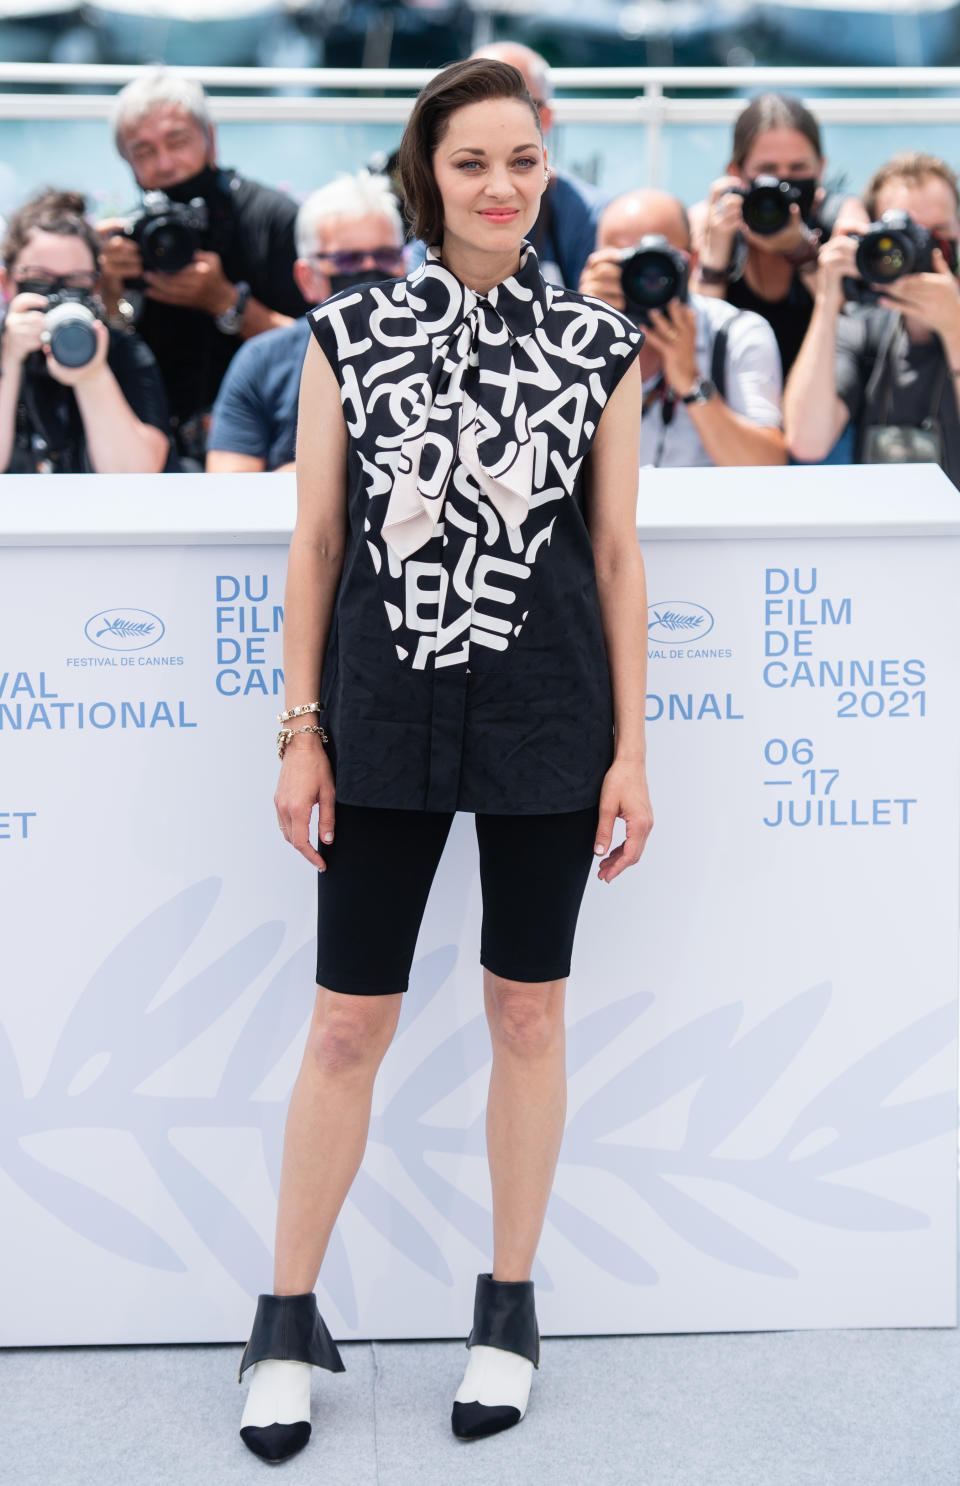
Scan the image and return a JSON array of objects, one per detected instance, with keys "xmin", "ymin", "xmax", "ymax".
[
  {"xmin": 740, "ymin": 175, "xmax": 817, "ymax": 237},
  {"xmin": 123, "ymin": 190, "xmax": 209, "ymax": 273},
  {"xmin": 855, "ymin": 210, "xmax": 935, "ymax": 284},
  {"xmin": 41, "ymin": 291, "xmax": 101, "ymax": 368},
  {"xmin": 843, "ymin": 210, "xmax": 946, "ymax": 305},
  {"xmin": 620, "ymin": 235, "xmax": 689, "ymax": 323}
]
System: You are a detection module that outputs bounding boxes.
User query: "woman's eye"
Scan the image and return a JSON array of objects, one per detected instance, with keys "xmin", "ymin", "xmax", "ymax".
[
  {"xmin": 513, "ymin": 158, "xmax": 537, "ymax": 168},
  {"xmin": 457, "ymin": 160, "xmax": 482, "ymax": 171}
]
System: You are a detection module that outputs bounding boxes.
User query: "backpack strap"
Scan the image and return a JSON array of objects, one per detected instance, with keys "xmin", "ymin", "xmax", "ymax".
[{"xmin": 710, "ymin": 319, "xmax": 731, "ymax": 401}]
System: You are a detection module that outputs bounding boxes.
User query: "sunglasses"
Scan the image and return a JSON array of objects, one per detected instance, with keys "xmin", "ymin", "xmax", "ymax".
[
  {"xmin": 307, "ymin": 249, "xmax": 405, "ymax": 274},
  {"xmin": 13, "ymin": 270, "xmax": 99, "ymax": 296}
]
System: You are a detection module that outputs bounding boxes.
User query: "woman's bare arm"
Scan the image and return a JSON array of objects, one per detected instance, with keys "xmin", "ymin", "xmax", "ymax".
[
  {"xmin": 274, "ymin": 336, "xmax": 348, "ymax": 871},
  {"xmin": 585, "ymin": 356, "xmax": 654, "ymax": 882}
]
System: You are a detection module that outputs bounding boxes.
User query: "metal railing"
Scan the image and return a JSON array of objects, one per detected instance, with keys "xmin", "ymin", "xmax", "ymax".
[{"xmin": 4, "ymin": 63, "xmax": 960, "ymax": 191}]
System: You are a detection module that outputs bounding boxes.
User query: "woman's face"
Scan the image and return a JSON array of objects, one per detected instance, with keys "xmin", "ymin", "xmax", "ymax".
[
  {"xmin": 432, "ymin": 97, "xmax": 545, "ymax": 256},
  {"xmin": 734, "ymin": 127, "xmax": 823, "ymax": 185},
  {"xmin": 3, "ymin": 228, "xmax": 99, "ymax": 302}
]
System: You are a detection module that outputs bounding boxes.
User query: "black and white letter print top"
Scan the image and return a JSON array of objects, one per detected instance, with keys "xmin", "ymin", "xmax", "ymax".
[{"xmin": 307, "ymin": 243, "xmax": 643, "ymax": 814}]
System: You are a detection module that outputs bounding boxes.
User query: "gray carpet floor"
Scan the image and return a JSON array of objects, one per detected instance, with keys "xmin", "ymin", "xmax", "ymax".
[{"xmin": 5, "ymin": 1318, "xmax": 960, "ymax": 1486}]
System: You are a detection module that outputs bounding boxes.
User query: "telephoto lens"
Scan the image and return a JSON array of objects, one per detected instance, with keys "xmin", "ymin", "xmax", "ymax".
[
  {"xmin": 619, "ymin": 234, "xmax": 689, "ymax": 324},
  {"xmin": 42, "ymin": 299, "xmax": 99, "ymax": 368}
]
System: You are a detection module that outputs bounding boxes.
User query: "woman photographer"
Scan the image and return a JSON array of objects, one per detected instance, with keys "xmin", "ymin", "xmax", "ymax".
[
  {"xmin": 692, "ymin": 93, "xmax": 868, "ymax": 378},
  {"xmin": 0, "ymin": 190, "xmax": 174, "ymax": 474}
]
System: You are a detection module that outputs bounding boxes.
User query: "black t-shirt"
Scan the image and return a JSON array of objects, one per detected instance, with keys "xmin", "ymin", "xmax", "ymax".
[
  {"xmin": 5, "ymin": 327, "xmax": 176, "ymax": 473},
  {"xmin": 834, "ymin": 306, "xmax": 960, "ymax": 487},
  {"xmin": 131, "ymin": 170, "xmax": 310, "ymax": 425},
  {"xmin": 726, "ymin": 268, "xmax": 813, "ymax": 378}
]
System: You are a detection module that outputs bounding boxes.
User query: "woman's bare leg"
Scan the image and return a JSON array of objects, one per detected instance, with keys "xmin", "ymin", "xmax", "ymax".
[
  {"xmin": 272, "ymin": 984, "xmax": 403, "ymax": 1294},
  {"xmin": 482, "ymin": 970, "xmax": 567, "ymax": 1282}
]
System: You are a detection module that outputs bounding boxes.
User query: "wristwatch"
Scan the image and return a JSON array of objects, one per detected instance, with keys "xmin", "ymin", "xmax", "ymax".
[
  {"xmin": 682, "ymin": 376, "xmax": 717, "ymax": 407},
  {"xmin": 214, "ymin": 280, "xmax": 250, "ymax": 335}
]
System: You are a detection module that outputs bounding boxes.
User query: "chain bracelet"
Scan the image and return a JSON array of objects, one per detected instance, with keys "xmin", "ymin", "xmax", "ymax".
[{"xmin": 277, "ymin": 722, "xmax": 329, "ymax": 761}]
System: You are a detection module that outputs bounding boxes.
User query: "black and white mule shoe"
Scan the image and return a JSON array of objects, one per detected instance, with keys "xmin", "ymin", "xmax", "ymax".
[
  {"xmin": 237, "ymin": 1292, "xmax": 345, "ymax": 1462},
  {"xmin": 452, "ymin": 1272, "xmax": 540, "ymax": 1440}
]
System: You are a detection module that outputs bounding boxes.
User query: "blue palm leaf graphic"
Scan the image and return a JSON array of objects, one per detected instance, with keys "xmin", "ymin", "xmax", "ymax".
[
  {"xmin": 547, "ymin": 1191, "xmax": 658, "ymax": 1284},
  {"xmin": 6, "ymin": 1142, "xmax": 185, "ymax": 1270},
  {"xmin": 395, "ymin": 946, "xmax": 460, "ymax": 1035},
  {"xmin": 777, "ymin": 1001, "xmax": 958, "ymax": 1169},
  {"xmin": 734, "ymin": 1168, "xmax": 930, "ymax": 1230},
  {"xmin": 380, "ymin": 1015, "xmax": 491, "ymax": 1126},
  {"xmin": 685, "ymin": 984, "xmax": 831, "ymax": 1155},
  {"xmin": 348, "ymin": 1167, "xmax": 454, "ymax": 1284},
  {"xmin": 638, "ymin": 1172, "xmax": 798, "ymax": 1277},
  {"xmin": 96, "ymin": 619, "xmax": 155, "ymax": 638},
  {"xmin": 219, "ymin": 940, "xmax": 316, "ymax": 1100},
  {"xmin": 566, "ymin": 1004, "xmax": 743, "ymax": 1143},
  {"xmin": 566, "ymin": 992, "xmax": 655, "ymax": 1077},
  {"xmin": 38, "ymin": 879, "xmax": 222, "ymax": 1099}
]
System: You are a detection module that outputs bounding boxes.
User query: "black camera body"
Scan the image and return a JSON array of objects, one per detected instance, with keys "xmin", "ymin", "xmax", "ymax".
[
  {"xmin": 123, "ymin": 190, "xmax": 209, "ymax": 273},
  {"xmin": 41, "ymin": 290, "xmax": 102, "ymax": 368},
  {"xmin": 620, "ymin": 235, "xmax": 689, "ymax": 324},
  {"xmin": 844, "ymin": 209, "xmax": 937, "ymax": 304},
  {"xmin": 740, "ymin": 175, "xmax": 817, "ymax": 237}
]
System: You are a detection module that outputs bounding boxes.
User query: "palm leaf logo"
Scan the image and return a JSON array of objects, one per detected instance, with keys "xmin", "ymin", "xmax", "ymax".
[
  {"xmin": 96, "ymin": 618, "xmax": 156, "ymax": 639},
  {"xmin": 650, "ymin": 608, "xmax": 703, "ymax": 633}
]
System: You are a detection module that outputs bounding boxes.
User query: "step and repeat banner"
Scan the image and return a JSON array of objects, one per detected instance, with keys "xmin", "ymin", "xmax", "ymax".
[{"xmin": 0, "ymin": 469, "xmax": 958, "ymax": 1348}]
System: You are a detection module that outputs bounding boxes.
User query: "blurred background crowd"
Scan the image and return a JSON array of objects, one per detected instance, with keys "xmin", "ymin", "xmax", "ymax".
[{"xmin": 3, "ymin": 35, "xmax": 960, "ymax": 489}]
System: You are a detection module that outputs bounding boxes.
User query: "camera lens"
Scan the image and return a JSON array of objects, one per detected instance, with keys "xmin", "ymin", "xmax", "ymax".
[
  {"xmin": 742, "ymin": 179, "xmax": 793, "ymax": 237},
  {"xmin": 621, "ymin": 247, "xmax": 683, "ymax": 313},
  {"xmin": 140, "ymin": 216, "xmax": 195, "ymax": 273},
  {"xmin": 856, "ymin": 229, "xmax": 914, "ymax": 284},
  {"xmin": 44, "ymin": 301, "xmax": 98, "ymax": 368}
]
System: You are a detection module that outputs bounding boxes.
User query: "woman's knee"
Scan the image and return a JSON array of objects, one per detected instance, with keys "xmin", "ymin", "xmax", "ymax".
[
  {"xmin": 485, "ymin": 973, "xmax": 565, "ymax": 1057},
  {"xmin": 308, "ymin": 987, "xmax": 402, "ymax": 1073}
]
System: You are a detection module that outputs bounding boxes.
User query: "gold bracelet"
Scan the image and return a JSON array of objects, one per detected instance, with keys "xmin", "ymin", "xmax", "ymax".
[
  {"xmin": 277, "ymin": 723, "xmax": 328, "ymax": 761},
  {"xmin": 278, "ymin": 701, "xmax": 323, "ymax": 723}
]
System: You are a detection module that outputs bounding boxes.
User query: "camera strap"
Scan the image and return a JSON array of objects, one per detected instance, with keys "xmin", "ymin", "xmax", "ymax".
[{"xmin": 866, "ymin": 312, "xmax": 946, "ymax": 429}]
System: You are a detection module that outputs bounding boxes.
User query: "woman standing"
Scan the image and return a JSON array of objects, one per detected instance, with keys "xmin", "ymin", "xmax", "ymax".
[{"xmin": 237, "ymin": 57, "xmax": 652, "ymax": 1460}]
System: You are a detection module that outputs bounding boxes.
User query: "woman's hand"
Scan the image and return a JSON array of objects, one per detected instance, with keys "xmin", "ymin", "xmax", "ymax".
[
  {"xmin": 699, "ymin": 176, "xmax": 745, "ymax": 272},
  {"xmin": 594, "ymin": 757, "xmax": 653, "ymax": 883},
  {"xmin": 274, "ymin": 735, "xmax": 336, "ymax": 871},
  {"xmin": 0, "ymin": 292, "xmax": 48, "ymax": 369}
]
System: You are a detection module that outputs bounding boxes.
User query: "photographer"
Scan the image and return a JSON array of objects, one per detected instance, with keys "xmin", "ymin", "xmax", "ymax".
[
  {"xmin": 692, "ymin": 93, "xmax": 868, "ymax": 377},
  {"xmin": 97, "ymin": 68, "xmax": 309, "ymax": 467},
  {"xmin": 0, "ymin": 190, "xmax": 173, "ymax": 474},
  {"xmin": 784, "ymin": 152, "xmax": 960, "ymax": 486},
  {"xmin": 579, "ymin": 190, "xmax": 786, "ymax": 468},
  {"xmin": 207, "ymin": 171, "xmax": 406, "ymax": 474}
]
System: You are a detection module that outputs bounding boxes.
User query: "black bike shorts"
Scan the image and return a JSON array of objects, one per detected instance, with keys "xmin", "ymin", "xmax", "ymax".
[{"xmin": 315, "ymin": 803, "xmax": 600, "ymax": 995}]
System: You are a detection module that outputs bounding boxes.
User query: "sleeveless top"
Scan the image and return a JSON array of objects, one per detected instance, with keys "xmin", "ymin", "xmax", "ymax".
[{"xmin": 306, "ymin": 242, "xmax": 643, "ymax": 814}]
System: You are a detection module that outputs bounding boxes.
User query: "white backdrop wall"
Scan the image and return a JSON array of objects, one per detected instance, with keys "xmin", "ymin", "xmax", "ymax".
[{"xmin": 0, "ymin": 466, "xmax": 957, "ymax": 1348}]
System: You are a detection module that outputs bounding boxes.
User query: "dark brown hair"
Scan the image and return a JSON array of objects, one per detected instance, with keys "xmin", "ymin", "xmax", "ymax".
[
  {"xmin": 863, "ymin": 150, "xmax": 960, "ymax": 218},
  {"xmin": 1, "ymin": 188, "xmax": 101, "ymax": 270},
  {"xmin": 731, "ymin": 93, "xmax": 823, "ymax": 171},
  {"xmin": 397, "ymin": 58, "xmax": 542, "ymax": 245}
]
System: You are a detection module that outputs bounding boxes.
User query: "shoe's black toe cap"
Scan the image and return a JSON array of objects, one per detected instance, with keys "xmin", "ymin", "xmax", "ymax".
[
  {"xmin": 240, "ymin": 1420, "xmax": 312, "ymax": 1461},
  {"xmin": 451, "ymin": 1401, "xmax": 522, "ymax": 1439}
]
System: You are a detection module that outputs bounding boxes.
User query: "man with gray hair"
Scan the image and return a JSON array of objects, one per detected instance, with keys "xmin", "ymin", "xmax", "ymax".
[
  {"xmin": 97, "ymin": 67, "xmax": 308, "ymax": 466},
  {"xmin": 206, "ymin": 171, "xmax": 405, "ymax": 473}
]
